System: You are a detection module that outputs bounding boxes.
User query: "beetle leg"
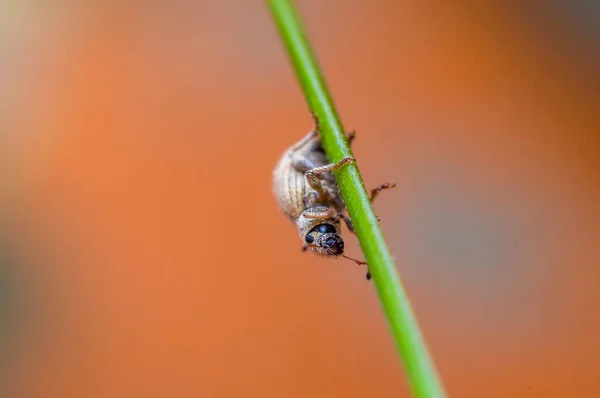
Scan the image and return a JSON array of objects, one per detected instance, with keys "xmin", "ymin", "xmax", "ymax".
[
  {"xmin": 369, "ymin": 182, "xmax": 396, "ymax": 203},
  {"xmin": 340, "ymin": 254, "xmax": 372, "ymax": 280},
  {"xmin": 310, "ymin": 110, "xmax": 321, "ymax": 133},
  {"xmin": 336, "ymin": 213, "xmax": 355, "ymax": 233},
  {"xmin": 302, "ymin": 191, "xmax": 319, "ymax": 208},
  {"xmin": 305, "ymin": 156, "xmax": 355, "ymax": 201},
  {"xmin": 346, "ymin": 130, "xmax": 356, "ymax": 146},
  {"xmin": 311, "ymin": 109, "xmax": 353, "ymax": 145},
  {"xmin": 291, "ymin": 154, "xmax": 318, "ymax": 173},
  {"xmin": 292, "ymin": 156, "xmax": 337, "ymax": 198},
  {"xmin": 301, "ymin": 206, "xmax": 337, "ymax": 220}
]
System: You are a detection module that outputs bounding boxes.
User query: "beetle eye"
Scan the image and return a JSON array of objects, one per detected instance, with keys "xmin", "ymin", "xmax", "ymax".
[
  {"xmin": 305, "ymin": 234, "xmax": 314, "ymax": 244},
  {"xmin": 317, "ymin": 224, "xmax": 336, "ymax": 234}
]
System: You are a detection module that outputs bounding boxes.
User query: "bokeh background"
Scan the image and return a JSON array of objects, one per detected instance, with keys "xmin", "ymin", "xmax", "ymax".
[{"xmin": 2, "ymin": 1, "xmax": 599, "ymax": 397}]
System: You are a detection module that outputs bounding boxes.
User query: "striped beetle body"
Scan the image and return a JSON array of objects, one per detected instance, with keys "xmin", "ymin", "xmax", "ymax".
[{"xmin": 273, "ymin": 116, "xmax": 395, "ymax": 279}]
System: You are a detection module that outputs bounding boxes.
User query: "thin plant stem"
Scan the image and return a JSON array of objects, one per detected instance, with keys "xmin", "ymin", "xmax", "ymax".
[{"xmin": 266, "ymin": 1, "xmax": 446, "ymax": 397}]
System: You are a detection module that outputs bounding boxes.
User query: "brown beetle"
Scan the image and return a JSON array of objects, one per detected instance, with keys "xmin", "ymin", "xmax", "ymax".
[{"xmin": 272, "ymin": 116, "xmax": 394, "ymax": 279}]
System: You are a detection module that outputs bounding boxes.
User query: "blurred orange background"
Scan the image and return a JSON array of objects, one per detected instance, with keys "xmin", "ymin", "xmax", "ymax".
[{"xmin": 2, "ymin": 1, "xmax": 599, "ymax": 397}]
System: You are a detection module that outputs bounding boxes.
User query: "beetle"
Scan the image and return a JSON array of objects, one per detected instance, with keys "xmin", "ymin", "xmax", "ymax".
[{"xmin": 272, "ymin": 115, "xmax": 394, "ymax": 279}]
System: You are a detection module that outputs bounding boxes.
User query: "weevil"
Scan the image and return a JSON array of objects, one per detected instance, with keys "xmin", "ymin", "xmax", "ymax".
[{"xmin": 272, "ymin": 115, "xmax": 395, "ymax": 280}]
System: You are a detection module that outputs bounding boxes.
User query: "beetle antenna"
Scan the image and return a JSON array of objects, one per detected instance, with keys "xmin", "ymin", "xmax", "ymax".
[
  {"xmin": 341, "ymin": 254, "xmax": 366, "ymax": 266},
  {"xmin": 341, "ymin": 254, "xmax": 372, "ymax": 280}
]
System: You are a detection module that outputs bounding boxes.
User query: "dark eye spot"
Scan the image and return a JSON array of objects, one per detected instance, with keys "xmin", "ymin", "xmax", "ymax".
[
  {"xmin": 305, "ymin": 234, "xmax": 314, "ymax": 243},
  {"xmin": 317, "ymin": 224, "xmax": 336, "ymax": 234}
]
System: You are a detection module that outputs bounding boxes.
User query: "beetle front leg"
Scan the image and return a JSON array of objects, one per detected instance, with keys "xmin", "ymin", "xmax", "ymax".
[
  {"xmin": 301, "ymin": 206, "xmax": 338, "ymax": 220},
  {"xmin": 336, "ymin": 213, "xmax": 355, "ymax": 233},
  {"xmin": 305, "ymin": 156, "xmax": 355, "ymax": 202}
]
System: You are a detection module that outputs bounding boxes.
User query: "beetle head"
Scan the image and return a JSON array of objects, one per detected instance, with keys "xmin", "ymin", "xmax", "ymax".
[{"xmin": 304, "ymin": 223, "xmax": 344, "ymax": 257}]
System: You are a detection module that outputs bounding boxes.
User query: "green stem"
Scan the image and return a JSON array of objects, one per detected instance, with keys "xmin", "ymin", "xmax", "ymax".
[{"xmin": 266, "ymin": 1, "xmax": 446, "ymax": 397}]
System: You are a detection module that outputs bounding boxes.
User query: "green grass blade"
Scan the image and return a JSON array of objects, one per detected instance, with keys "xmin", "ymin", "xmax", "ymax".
[{"xmin": 266, "ymin": 1, "xmax": 447, "ymax": 397}]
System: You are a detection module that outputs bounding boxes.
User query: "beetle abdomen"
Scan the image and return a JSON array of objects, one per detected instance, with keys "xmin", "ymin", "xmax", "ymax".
[
  {"xmin": 273, "ymin": 132, "xmax": 341, "ymax": 220},
  {"xmin": 273, "ymin": 153, "xmax": 312, "ymax": 219}
]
